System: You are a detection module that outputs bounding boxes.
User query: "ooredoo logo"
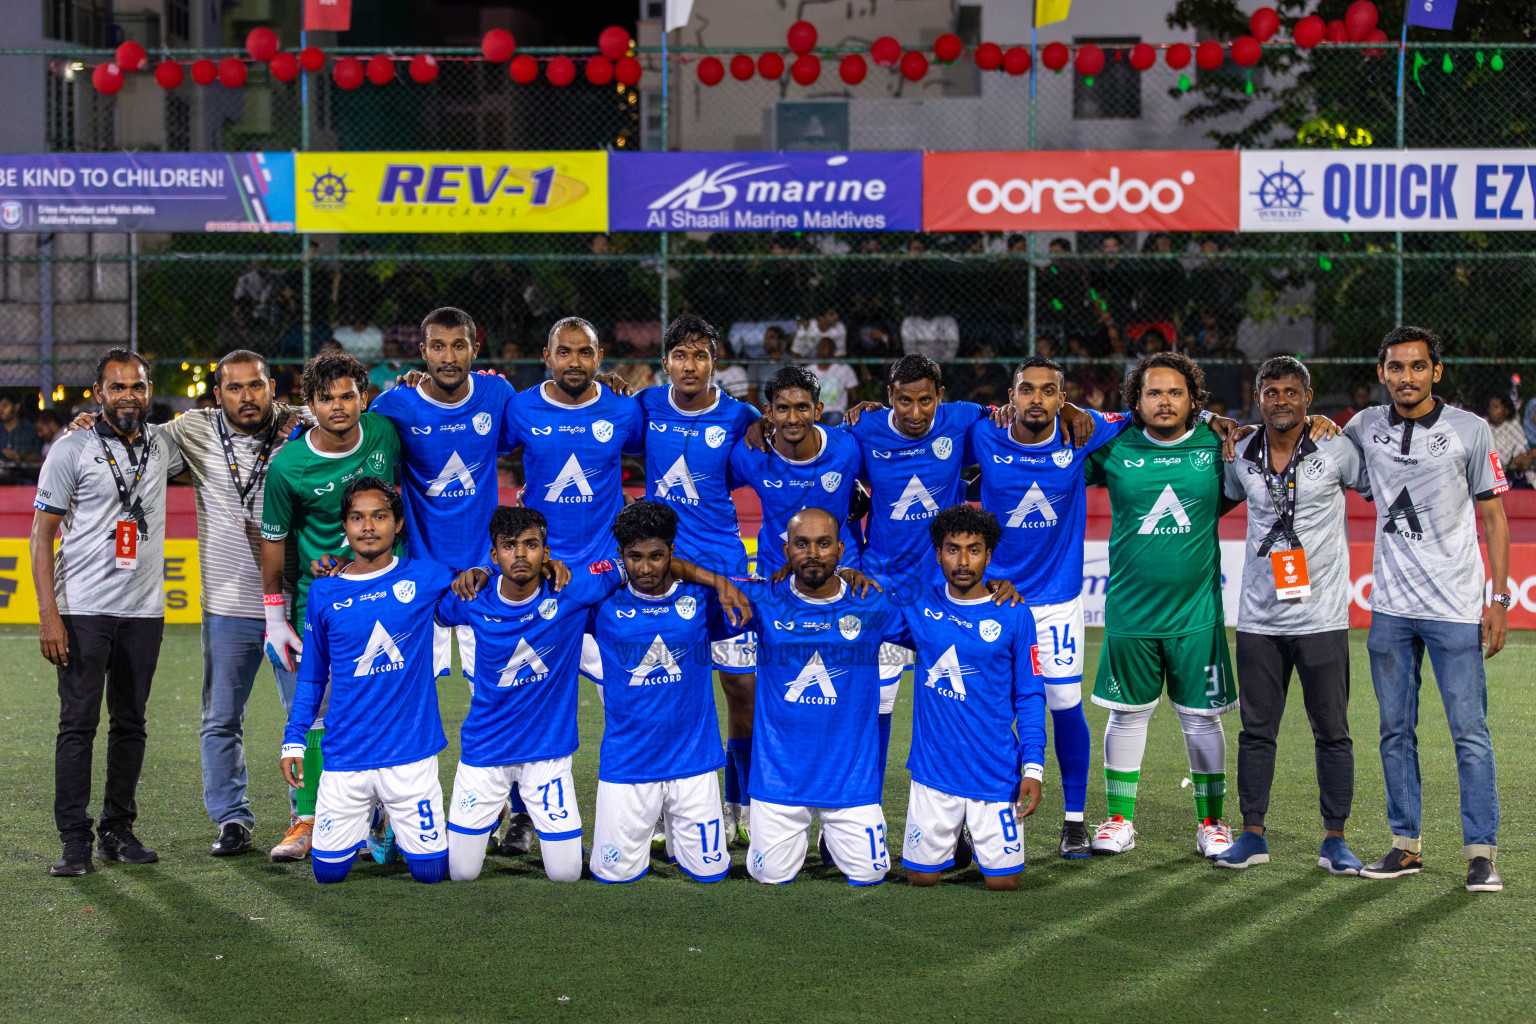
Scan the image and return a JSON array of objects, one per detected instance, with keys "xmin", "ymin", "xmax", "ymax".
[{"xmin": 966, "ymin": 166, "xmax": 1197, "ymax": 217}]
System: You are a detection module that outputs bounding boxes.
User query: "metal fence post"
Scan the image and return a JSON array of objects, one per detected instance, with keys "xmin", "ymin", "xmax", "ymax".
[
  {"xmin": 658, "ymin": 39, "xmax": 670, "ymax": 329},
  {"xmin": 39, "ymin": 234, "xmax": 53, "ymax": 407},
  {"xmin": 1027, "ymin": 31, "xmax": 1038, "ymax": 355},
  {"xmin": 1395, "ymin": 33, "xmax": 1407, "ymax": 327},
  {"xmin": 302, "ymin": 240, "xmax": 312, "ymax": 357},
  {"xmin": 128, "ymin": 232, "xmax": 138, "ymax": 352}
]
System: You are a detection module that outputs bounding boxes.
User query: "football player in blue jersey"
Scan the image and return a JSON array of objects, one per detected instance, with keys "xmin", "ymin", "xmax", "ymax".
[{"xmin": 897, "ymin": 505, "xmax": 1047, "ymax": 891}]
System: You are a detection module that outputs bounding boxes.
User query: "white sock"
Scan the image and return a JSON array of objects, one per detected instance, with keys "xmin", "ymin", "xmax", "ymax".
[
  {"xmin": 1176, "ymin": 710, "xmax": 1226, "ymax": 775},
  {"xmin": 1064, "ymin": 811, "xmax": 1085, "ymax": 823},
  {"xmin": 448, "ymin": 830, "xmax": 488, "ymax": 881},
  {"xmin": 542, "ymin": 837, "xmax": 583, "ymax": 883},
  {"xmin": 1103, "ymin": 706, "xmax": 1155, "ymax": 774}
]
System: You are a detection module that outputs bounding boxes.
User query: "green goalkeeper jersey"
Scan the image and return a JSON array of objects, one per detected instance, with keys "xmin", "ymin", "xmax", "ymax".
[
  {"xmin": 260, "ymin": 411, "xmax": 401, "ymax": 623},
  {"xmin": 1085, "ymin": 424, "xmax": 1226, "ymax": 638}
]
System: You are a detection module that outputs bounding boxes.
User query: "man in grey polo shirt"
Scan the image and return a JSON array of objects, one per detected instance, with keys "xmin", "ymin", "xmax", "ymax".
[
  {"xmin": 33, "ymin": 349, "xmax": 185, "ymax": 877},
  {"xmin": 1214, "ymin": 356, "xmax": 1370, "ymax": 875},
  {"xmin": 1344, "ymin": 326, "xmax": 1510, "ymax": 894}
]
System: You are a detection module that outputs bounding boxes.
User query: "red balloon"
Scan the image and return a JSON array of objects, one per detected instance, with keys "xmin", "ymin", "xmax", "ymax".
[
  {"xmin": 1002, "ymin": 46, "xmax": 1031, "ymax": 76},
  {"xmin": 697, "ymin": 56, "xmax": 724, "ymax": 86},
  {"xmin": 245, "ymin": 27, "xmax": 279, "ymax": 63},
  {"xmin": 366, "ymin": 54, "xmax": 394, "ymax": 86},
  {"xmin": 1231, "ymin": 35, "xmax": 1262, "ymax": 67},
  {"xmin": 870, "ymin": 36, "xmax": 901, "ymax": 67},
  {"xmin": 787, "ymin": 20, "xmax": 817, "ymax": 56},
  {"xmin": 1362, "ymin": 27, "xmax": 1388, "ymax": 58},
  {"xmin": 153, "ymin": 60, "xmax": 184, "ymax": 89},
  {"xmin": 1041, "ymin": 41, "xmax": 1070, "ymax": 71},
  {"xmin": 1345, "ymin": 0, "xmax": 1378, "ymax": 41},
  {"xmin": 115, "ymin": 41, "xmax": 147, "ymax": 73},
  {"xmin": 900, "ymin": 50, "xmax": 928, "ymax": 80},
  {"xmin": 481, "ymin": 28, "xmax": 515, "ymax": 63},
  {"xmin": 1249, "ymin": 7, "xmax": 1281, "ymax": 43},
  {"xmin": 1196, "ymin": 40, "xmax": 1225, "ymax": 70},
  {"xmin": 92, "ymin": 62, "xmax": 124, "ymax": 95},
  {"xmin": 791, "ymin": 54, "xmax": 820, "ymax": 85},
  {"xmin": 615, "ymin": 55, "xmax": 643, "ymax": 87},
  {"xmin": 218, "ymin": 57, "xmax": 248, "ymax": 88},
  {"xmin": 332, "ymin": 56, "xmax": 364, "ymax": 90},
  {"xmin": 586, "ymin": 55, "xmax": 613, "ymax": 85},
  {"xmin": 1074, "ymin": 43, "xmax": 1105, "ymax": 77},
  {"xmin": 758, "ymin": 52, "xmax": 786, "ymax": 80},
  {"xmin": 299, "ymin": 46, "xmax": 325, "ymax": 72},
  {"xmin": 598, "ymin": 25, "xmax": 629, "ymax": 61},
  {"xmin": 839, "ymin": 54, "xmax": 867, "ymax": 85},
  {"xmin": 1326, "ymin": 20, "xmax": 1350, "ymax": 44},
  {"xmin": 730, "ymin": 54, "xmax": 754, "ymax": 80},
  {"xmin": 510, "ymin": 54, "xmax": 539, "ymax": 84},
  {"xmin": 408, "ymin": 53, "xmax": 437, "ymax": 84},
  {"xmin": 546, "ymin": 55, "xmax": 576, "ymax": 87},
  {"xmin": 934, "ymin": 33, "xmax": 963, "ymax": 63},
  {"xmin": 1293, "ymin": 15, "xmax": 1326, "ymax": 49},
  {"xmin": 1129, "ymin": 42, "xmax": 1157, "ymax": 71},
  {"xmin": 190, "ymin": 58, "xmax": 217, "ymax": 85},
  {"xmin": 270, "ymin": 51, "xmax": 300, "ymax": 83},
  {"xmin": 974, "ymin": 42, "xmax": 1003, "ymax": 71},
  {"xmin": 1166, "ymin": 43, "xmax": 1191, "ymax": 68}
]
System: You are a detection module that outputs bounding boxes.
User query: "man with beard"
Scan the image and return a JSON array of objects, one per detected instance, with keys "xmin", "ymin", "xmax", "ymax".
[{"xmin": 34, "ymin": 350, "xmax": 187, "ymax": 876}]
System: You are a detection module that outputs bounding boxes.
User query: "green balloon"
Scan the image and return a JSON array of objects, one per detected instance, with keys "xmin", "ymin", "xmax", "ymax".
[
  {"xmin": 1492, "ymin": 52, "xmax": 1505, "ymax": 71},
  {"xmin": 1442, "ymin": 53, "xmax": 1454, "ymax": 73}
]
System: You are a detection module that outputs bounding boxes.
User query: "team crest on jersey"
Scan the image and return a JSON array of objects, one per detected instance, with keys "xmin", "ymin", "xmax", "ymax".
[
  {"xmin": 599, "ymin": 844, "xmax": 622, "ymax": 867},
  {"xmin": 705, "ymin": 426, "xmax": 727, "ymax": 448},
  {"xmin": 367, "ymin": 451, "xmax": 388, "ymax": 473},
  {"xmin": 1192, "ymin": 451, "xmax": 1214, "ymax": 471},
  {"xmin": 838, "ymin": 614, "xmax": 861, "ymax": 640},
  {"xmin": 820, "ymin": 471, "xmax": 842, "ymax": 492},
  {"xmin": 392, "ymin": 580, "xmax": 417, "ymax": 603},
  {"xmin": 538, "ymin": 598, "xmax": 558, "ymax": 619},
  {"xmin": 316, "ymin": 813, "xmax": 334, "ymax": 838},
  {"xmin": 459, "ymin": 792, "xmax": 479, "ymax": 813},
  {"xmin": 979, "ymin": 619, "xmax": 1002, "ymax": 642},
  {"xmin": 933, "ymin": 437, "xmax": 953, "ymax": 460},
  {"xmin": 675, "ymin": 595, "xmax": 697, "ymax": 620},
  {"xmin": 1052, "ymin": 449, "xmax": 1074, "ymax": 468},
  {"xmin": 1305, "ymin": 457, "xmax": 1327, "ymax": 479},
  {"xmin": 906, "ymin": 824, "xmax": 923, "ymax": 848},
  {"xmin": 473, "ymin": 412, "xmax": 493, "ymax": 435},
  {"xmin": 1429, "ymin": 433, "xmax": 1450, "ymax": 457},
  {"xmin": 593, "ymin": 419, "xmax": 614, "ymax": 443}
]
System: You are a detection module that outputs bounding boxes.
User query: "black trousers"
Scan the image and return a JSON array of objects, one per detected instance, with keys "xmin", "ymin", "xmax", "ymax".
[
  {"xmin": 1234, "ymin": 629, "xmax": 1354, "ymax": 832},
  {"xmin": 54, "ymin": 615, "xmax": 166, "ymax": 843}
]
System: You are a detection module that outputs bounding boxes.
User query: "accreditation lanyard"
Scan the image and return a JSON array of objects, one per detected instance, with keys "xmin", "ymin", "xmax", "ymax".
[
  {"xmin": 97, "ymin": 429, "xmax": 148, "ymax": 570},
  {"xmin": 1261, "ymin": 432, "xmax": 1311, "ymax": 600},
  {"xmin": 217, "ymin": 411, "xmax": 281, "ymax": 509}
]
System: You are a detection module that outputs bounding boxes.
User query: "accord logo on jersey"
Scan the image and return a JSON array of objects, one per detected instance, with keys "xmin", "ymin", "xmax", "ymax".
[
  {"xmin": 354, "ymin": 621, "xmax": 408, "ymax": 676},
  {"xmin": 932, "ymin": 437, "xmax": 953, "ymax": 460},
  {"xmin": 498, "ymin": 638, "xmax": 552, "ymax": 686},
  {"xmin": 425, "ymin": 452, "xmax": 479, "ymax": 497},
  {"xmin": 838, "ymin": 614, "xmax": 862, "ymax": 640},
  {"xmin": 705, "ymin": 426, "xmax": 727, "ymax": 448},
  {"xmin": 1137, "ymin": 485, "xmax": 1197, "ymax": 535},
  {"xmin": 785, "ymin": 652, "xmax": 839, "ymax": 703},
  {"xmin": 924, "ymin": 645, "xmax": 969, "ymax": 699},
  {"xmin": 891, "ymin": 475, "xmax": 940, "ymax": 520},
  {"xmin": 392, "ymin": 580, "xmax": 416, "ymax": 603},
  {"xmin": 1006, "ymin": 483, "xmax": 1059, "ymax": 528},
  {"xmin": 655, "ymin": 455, "xmax": 704, "ymax": 503},
  {"xmin": 545, "ymin": 454, "xmax": 596, "ymax": 503},
  {"xmin": 593, "ymin": 419, "xmax": 614, "ymax": 443},
  {"xmin": 473, "ymin": 412, "xmax": 493, "ymax": 435},
  {"xmin": 675, "ymin": 595, "xmax": 697, "ymax": 619},
  {"xmin": 628, "ymin": 636, "xmax": 683, "ymax": 686}
]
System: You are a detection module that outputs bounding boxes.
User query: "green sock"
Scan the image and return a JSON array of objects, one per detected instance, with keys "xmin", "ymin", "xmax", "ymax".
[
  {"xmin": 1193, "ymin": 771, "xmax": 1225, "ymax": 821},
  {"xmin": 296, "ymin": 727, "xmax": 325, "ymax": 817},
  {"xmin": 1105, "ymin": 768, "xmax": 1139, "ymax": 820}
]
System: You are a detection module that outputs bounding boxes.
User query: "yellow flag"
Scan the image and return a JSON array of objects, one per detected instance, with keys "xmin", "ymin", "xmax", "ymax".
[{"xmin": 1036, "ymin": 0, "xmax": 1071, "ymax": 26}]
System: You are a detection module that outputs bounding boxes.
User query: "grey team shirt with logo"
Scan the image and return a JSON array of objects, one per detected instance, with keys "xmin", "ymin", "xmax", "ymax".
[
  {"xmin": 1223, "ymin": 433, "xmax": 1369, "ymax": 636},
  {"xmin": 1343, "ymin": 401, "xmax": 1508, "ymax": 625}
]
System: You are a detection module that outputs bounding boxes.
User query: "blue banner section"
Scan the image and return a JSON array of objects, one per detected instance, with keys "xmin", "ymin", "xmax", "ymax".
[
  {"xmin": 1405, "ymin": 0, "xmax": 1457, "ymax": 31},
  {"xmin": 610, "ymin": 151, "xmax": 922, "ymax": 232},
  {"xmin": 0, "ymin": 153, "xmax": 295, "ymax": 233}
]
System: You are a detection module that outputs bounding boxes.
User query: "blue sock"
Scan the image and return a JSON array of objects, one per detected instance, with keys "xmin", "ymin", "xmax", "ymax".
[
  {"xmin": 1052, "ymin": 704, "xmax": 1091, "ymax": 817},
  {"xmin": 407, "ymin": 852, "xmax": 449, "ymax": 884},
  {"xmin": 727, "ymin": 738, "xmax": 752, "ymax": 806},
  {"xmin": 509, "ymin": 786, "xmax": 528, "ymax": 815},
  {"xmin": 878, "ymin": 713, "xmax": 893, "ymax": 790},
  {"xmin": 313, "ymin": 853, "xmax": 356, "ymax": 884},
  {"xmin": 723, "ymin": 740, "xmax": 742, "ymax": 805}
]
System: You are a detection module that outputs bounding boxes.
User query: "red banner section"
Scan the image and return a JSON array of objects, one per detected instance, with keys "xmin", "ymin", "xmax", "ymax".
[
  {"xmin": 1345, "ymin": 543, "xmax": 1536, "ymax": 629},
  {"xmin": 304, "ymin": 0, "xmax": 352, "ymax": 32},
  {"xmin": 923, "ymin": 150, "xmax": 1241, "ymax": 232}
]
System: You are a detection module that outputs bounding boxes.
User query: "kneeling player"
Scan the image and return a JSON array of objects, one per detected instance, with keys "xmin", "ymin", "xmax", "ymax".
[
  {"xmin": 898, "ymin": 506, "xmax": 1046, "ymax": 891},
  {"xmin": 280, "ymin": 478, "xmax": 461, "ymax": 884},
  {"xmin": 587, "ymin": 501, "xmax": 750, "ymax": 883}
]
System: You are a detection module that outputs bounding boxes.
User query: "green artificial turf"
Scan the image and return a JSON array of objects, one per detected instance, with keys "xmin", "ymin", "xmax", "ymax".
[{"xmin": 0, "ymin": 626, "xmax": 1530, "ymax": 1023}]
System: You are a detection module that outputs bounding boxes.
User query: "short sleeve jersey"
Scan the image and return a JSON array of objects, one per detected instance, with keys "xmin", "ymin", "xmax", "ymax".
[
  {"xmin": 370, "ymin": 375, "xmax": 517, "ymax": 568},
  {"xmin": 728, "ymin": 426, "xmax": 864, "ymax": 576},
  {"xmin": 637, "ymin": 386, "xmax": 760, "ymax": 576},
  {"xmin": 970, "ymin": 411, "xmax": 1130, "ymax": 603},
  {"xmin": 1223, "ymin": 432, "xmax": 1369, "ymax": 635},
  {"xmin": 287, "ymin": 557, "xmax": 456, "ymax": 772},
  {"xmin": 585, "ymin": 580, "xmax": 745, "ymax": 784},
  {"xmin": 1085, "ymin": 425, "xmax": 1226, "ymax": 637},
  {"xmin": 1344, "ymin": 399, "xmax": 1509, "ymax": 623},
  {"xmin": 898, "ymin": 585, "xmax": 1047, "ymax": 803},
  {"xmin": 501, "ymin": 382, "xmax": 644, "ymax": 565},
  {"xmin": 34, "ymin": 421, "xmax": 186, "ymax": 617},
  {"xmin": 435, "ymin": 562, "xmax": 625, "ymax": 767}
]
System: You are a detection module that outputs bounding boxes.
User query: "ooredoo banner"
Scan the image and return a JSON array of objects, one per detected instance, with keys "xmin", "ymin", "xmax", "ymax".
[{"xmin": 923, "ymin": 150, "xmax": 1240, "ymax": 232}]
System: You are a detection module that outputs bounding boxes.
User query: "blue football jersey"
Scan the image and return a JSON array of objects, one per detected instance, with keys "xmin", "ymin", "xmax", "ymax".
[
  {"xmin": 586, "ymin": 580, "xmax": 744, "ymax": 784},
  {"xmin": 435, "ymin": 561, "xmax": 625, "ymax": 768},
  {"xmin": 638, "ymin": 386, "xmax": 761, "ymax": 576},
  {"xmin": 287, "ymin": 557, "xmax": 456, "ymax": 772},
  {"xmin": 501, "ymin": 382, "xmax": 645, "ymax": 565},
  {"xmin": 727, "ymin": 426, "xmax": 864, "ymax": 576},
  {"xmin": 968, "ymin": 411, "xmax": 1129, "ymax": 604},
  {"xmin": 898, "ymin": 585, "xmax": 1047, "ymax": 803},
  {"xmin": 852, "ymin": 402, "xmax": 988, "ymax": 582},
  {"xmin": 370, "ymin": 374, "xmax": 517, "ymax": 567},
  {"xmin": 739, "ymin": 577, "xmax": 911, "ymax": 808}
]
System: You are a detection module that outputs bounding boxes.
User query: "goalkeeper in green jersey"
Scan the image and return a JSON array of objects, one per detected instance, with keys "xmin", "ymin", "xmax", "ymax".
[{"xmin": 1084, "ymin": 352, "xmax": 1240, "ymax": 860}]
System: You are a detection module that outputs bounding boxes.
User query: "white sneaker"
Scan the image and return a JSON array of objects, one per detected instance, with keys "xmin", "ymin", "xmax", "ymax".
[
  {"xmin": 1197, "ymin": 818, "xmax": 1234, "ymax": 858},
  {"xmin": 723, "ymin": 802, "xmax": 739, "ymax": 844},
  {"xmin": 650, "ymin": 813, "xmax": 667, "ymax": 850},
  {"xmin": 734, "ymin": 803, "xmax": 751, "ymax": 845},
  {"xmin": 1091, "ymin": 815, "xmax": 1136, "ymax": 854}
]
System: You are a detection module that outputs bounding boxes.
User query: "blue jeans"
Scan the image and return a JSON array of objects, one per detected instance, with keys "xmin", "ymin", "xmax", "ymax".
[
  {"xmin": 200, "ymin": 613, "xmax": 298, "ymax": 827},
  {"xmin": 1366, "ymin": 613, "xmax": 1499, "ymax": 853}
]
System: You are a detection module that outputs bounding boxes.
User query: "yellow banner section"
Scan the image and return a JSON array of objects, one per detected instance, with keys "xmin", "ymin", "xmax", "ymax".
[
  {"xmin": 294, "ymin": 151, "xmax": 608, "ymax": 232},
  {"xmin": 0, "ymin": 539, "xmax": 204, "ymax": 625}
]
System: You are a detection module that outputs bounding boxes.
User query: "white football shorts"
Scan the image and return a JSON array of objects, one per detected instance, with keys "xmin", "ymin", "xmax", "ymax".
[
  {"xmin": 312, "ymin": 754, "xmax": 447, "ymax": 862},
  {"xmin": 1031, "ymin": 595, "xmax": 1086, "ymax": 708},
  {"xmin": 432, "ymin": 622, "xmax": 475, "ymax": 682},
  {"xmin": 711, "ymin": 633, "xmax": 757, "ymax": 671},
  {"xmin": 901, "ymin": 780, "xmax": 1025, "ymax": 877},
  {"xmin": 446, "ymin": 756, "xmax": 583, "ymax": 843},
  {"xmin": 747, "ymin": 799, "xmax": 890, "ymax": 886},
  {"xmin": 878, "ymin": 642, "xmax": 913, "ymax": 713},
  {"xmin": 591, "ymin": 771, "xmax": 728, "ymax": 884}
]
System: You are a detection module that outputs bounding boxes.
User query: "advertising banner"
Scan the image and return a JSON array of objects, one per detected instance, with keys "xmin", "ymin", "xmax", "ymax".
[
  {"xmin": 611, "ymin": 151, "xmax": 922, "ymax": 231},
  {"xmin": 294, "ymin": 151, "xmax": 607, "ymax": 232},
  {"xmin": 0, "ymin": 153, "xmax": 294, "ymax": 233},
  {"xmin": 0, "ymin": 538, "xmax": 202, "ymax": 625},
  {"xmin": 1240, "ymin": 150, "xmax": 1536, "ymax": 231},
  {"xmin": 923, "ymin": 150, "xmax": 1240, "ymax": 232}
]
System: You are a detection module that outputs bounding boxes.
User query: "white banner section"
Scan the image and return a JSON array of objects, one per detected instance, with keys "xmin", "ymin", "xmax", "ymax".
[{"xmin": 1081, "ymin": 541, "xmax": 1246, "ymax": 628}]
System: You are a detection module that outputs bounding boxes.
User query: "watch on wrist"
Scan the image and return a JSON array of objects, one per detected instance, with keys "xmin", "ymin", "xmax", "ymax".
[{"xmin": 1492, "ymin": 593, "xmax": 1513, "ymax": 610}]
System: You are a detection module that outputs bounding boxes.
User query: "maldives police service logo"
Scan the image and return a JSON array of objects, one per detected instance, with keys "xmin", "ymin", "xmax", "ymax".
[
  {"xmin": 367, "ymin": 451, "xmax": 389, "ymax": 473},
  {"xmin": 538, "ymin": 598, "xmax": 558, "ymax": 619},
  {"xmin": 979, "ymin": 619, "xmax": 1002, "ymax": 643},
  {"xmin": 820, "ymin": 471, "xmax": 842, "ymax": 492},
  {"xmin": 838, "ymin": 614, "xmax": 862, "ymax": 640},
  {"xmin": 933, "ymin": 437, "xmax": 953, "ymax": 460},
  {"xmin": 473, "ymin": 412, "xmax": 493, "ymax": 435},
  {"xmin": 392, "ymin": 580, "xmax": 417, "ymax": 603},
  {"xmin": 705, "ymin": 426, "xmax": 727, "ymax": 448},
  {"xmin": 1053, "ymin": 449, "xmax": 1074, "ymax": 468},
  {"xmin": 593, "ymin": 419, "xmax": 614, "ymax": 443},
  {"xmin": 674, "ymin": 595, "xmax": 697, "ymax": 619},
  {"xmin": 1192, "ymin": 450, "xmax": 1214, "ymax": 471}
]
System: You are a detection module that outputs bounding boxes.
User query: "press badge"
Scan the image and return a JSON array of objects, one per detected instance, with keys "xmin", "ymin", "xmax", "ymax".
[
  {"xmin": 115, "ymin": 520, "xmax": 138, "ymax": 569},
  {"xmin": 1270, "ymin": 547, "xmax": 1310, "ymax": 600}
]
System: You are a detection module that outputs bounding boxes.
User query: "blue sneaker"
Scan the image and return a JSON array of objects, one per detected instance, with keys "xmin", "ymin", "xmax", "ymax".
[
  {"xmin": 1318, "ymin": 836, "xmax": 1363, "ymax": 876},
  {"xmin": 1213, "ymin": 829, "xmax": 1269, "ymax": 869}
]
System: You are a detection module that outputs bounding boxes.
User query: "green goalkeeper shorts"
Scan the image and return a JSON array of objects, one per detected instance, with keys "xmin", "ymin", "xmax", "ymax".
[{"xmin": 1091, "ymin": 625, "xmax": 1238, "ymax": 717}]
